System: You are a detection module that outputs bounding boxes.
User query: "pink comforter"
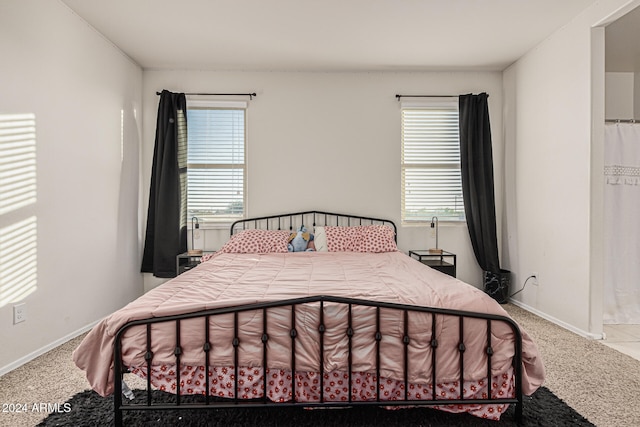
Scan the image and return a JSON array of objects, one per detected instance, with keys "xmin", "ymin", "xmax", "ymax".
[{"xmin": 73, "ymin": 251, "xmax": 544, "ymax": 398}]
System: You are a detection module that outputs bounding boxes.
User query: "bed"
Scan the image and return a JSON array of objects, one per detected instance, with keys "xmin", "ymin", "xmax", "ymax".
[{"xmin": 72, "ymin": 211, "xmax": 544, "ymax": 426}]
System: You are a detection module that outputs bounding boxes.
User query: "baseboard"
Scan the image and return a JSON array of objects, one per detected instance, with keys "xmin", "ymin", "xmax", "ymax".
[
  {"xmin": 0, "ymin": 320, "xmax": 98, "ymax": 377},
  {"xmin": 509, "ymin": 299, "xmax": 604, "ymax": 340}
]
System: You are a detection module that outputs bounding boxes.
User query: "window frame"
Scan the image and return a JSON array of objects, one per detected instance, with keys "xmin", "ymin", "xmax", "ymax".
[
  {"xmin": 400, "ymin": 100, "xmax": 465, "ymax": 225},
  {"xmin": 186, "ymin": 100, "xmax": 247, "ymax": 226}
]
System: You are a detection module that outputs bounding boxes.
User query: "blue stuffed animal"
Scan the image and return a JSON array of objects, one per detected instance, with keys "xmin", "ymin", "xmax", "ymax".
[{"xmin": 288, "ymin": 225, "xmax": 315, "ymax": 252}]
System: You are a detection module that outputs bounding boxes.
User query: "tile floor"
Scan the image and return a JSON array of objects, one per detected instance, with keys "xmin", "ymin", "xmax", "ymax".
[{"xmin": 602, "ymin": 324, "xmax": 640, "ymax": 361}]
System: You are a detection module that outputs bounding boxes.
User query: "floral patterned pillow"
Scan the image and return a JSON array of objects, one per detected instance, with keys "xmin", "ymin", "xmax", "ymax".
[
  {"xmin": 324, "ymin": 225, "xmax": 397, "ymax": 253},
  {"xmin": 219, "ymin": 229, "xmax": 291, "ymax": 254}
]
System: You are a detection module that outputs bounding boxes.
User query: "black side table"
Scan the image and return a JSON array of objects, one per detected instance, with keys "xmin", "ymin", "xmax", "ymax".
[
  {"xmin": 176, "ymin": 251, "xmax": 215, "ymax": 276},
  {"xmin": 409, "ymin": 250, "xmax": 457, "ymax": 277}
]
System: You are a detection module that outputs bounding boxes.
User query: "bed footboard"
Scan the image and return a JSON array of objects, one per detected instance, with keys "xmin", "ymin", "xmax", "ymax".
[{"xmin": 113, "ymin": 296, "xmax": 523, "ymax": 426}]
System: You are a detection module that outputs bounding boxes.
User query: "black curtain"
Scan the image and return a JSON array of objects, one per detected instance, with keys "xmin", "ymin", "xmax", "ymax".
[
  {"xmin": 458, "ymin": 93, "xmax": 500, "ymax": 275},
  {"xmin": 141, "ymin": 90, "xmax": 188, "ymax": 277}
]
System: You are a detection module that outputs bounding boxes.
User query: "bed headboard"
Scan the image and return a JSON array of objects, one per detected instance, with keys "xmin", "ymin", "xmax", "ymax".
[{"xmin": 230, "ymin": 210, "xmax": 397, "ymax": 242}]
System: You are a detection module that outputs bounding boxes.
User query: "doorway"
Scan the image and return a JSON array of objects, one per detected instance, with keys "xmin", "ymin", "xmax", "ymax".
[{"xmin": 601, "ymin": 3, "xmax": 640, "ymax": 360}]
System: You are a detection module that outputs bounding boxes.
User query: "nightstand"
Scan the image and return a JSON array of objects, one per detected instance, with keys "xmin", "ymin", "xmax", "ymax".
[
  {"xmin": 176, "ymin": 251, "xmax": 215, "ymax": 276},
  {"xmin": 409, "ymin": 250, "xmax": 457, "ymax": 277}
]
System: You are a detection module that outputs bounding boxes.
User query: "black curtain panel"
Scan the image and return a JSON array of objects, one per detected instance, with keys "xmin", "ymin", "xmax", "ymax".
[
  {"xmin": 458, "ymin": 93, "xmax": 501, "ymax": 275},
  {"xmin": 141, "ymin": 90, "xmax": 188, "ymax": 278}
]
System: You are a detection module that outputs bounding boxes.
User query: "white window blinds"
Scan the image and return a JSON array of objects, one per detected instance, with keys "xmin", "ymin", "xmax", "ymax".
[
  {"xmin": 401, "ymin": 103, "xmax": 465, "ymax": 222},
  {"xmin": 186, "ymin": 105, "xmax": 246, "ymax": 223}
]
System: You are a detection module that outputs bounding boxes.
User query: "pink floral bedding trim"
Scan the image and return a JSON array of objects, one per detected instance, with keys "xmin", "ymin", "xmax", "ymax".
[
  {"xmin": 130, "ymin": 364, "xmax": 514, "ymax": 420},
  {"xmin": 218, "ymin": 229, "xmax": 291, "ymax": 254},
  {"xmin": 324, "ymin": 225, "xmax": 397, "ymax": 253},
  {"xmin": 201, "ymin": 252, "xmax": 215, "ymax": 262}
]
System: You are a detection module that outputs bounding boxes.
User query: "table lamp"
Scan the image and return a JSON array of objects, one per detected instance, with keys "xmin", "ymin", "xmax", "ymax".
[
  {"xmin": 188, "ymin": 216, "xmax": 203, "ymax": 256},
  {"xmin": 429, "ymin": 216, "xmax": 442, "ymax": 254}
]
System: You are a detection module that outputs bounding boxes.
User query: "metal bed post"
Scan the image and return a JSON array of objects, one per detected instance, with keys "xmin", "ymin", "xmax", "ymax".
[
  {"xmin": 458, "ymin": 317, "xmax": 466, "ymax": 399},
  {"xmin": 290, "ymin": 305, "xmax": 297, "ymax": 402},
  {"xmin": 318, "ymin": 300, "xmax": 326, "ymax": 403},
  {"xmin": 204, "ymin": 316, "xmax": 211, "ymax": 404},
  {"xmin": 261, "ymin": 308, "xmax": 269, "ymax": 403}
]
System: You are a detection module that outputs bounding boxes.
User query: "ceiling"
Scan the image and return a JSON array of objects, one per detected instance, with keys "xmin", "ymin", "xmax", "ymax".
[{"xmin": 60, "ymin": 0, "xmax": 636, "ymax": 72}]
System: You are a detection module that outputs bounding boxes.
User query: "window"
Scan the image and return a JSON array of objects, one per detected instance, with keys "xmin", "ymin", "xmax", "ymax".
[
  {"xmin": 401, "ymin": 101, "xmax": 465, "ymax": 223},
  {"xmin": 186, "ymin": 101, "xmax": 246, "ymax": 223}
]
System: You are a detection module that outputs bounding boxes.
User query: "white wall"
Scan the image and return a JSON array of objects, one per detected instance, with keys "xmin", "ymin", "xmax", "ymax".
[
  {"xmin": 502, "ymin": 0, "xmax": 638, "ymax": 336},
  {"xmin": 142, "ymin": 70, "xmax": 504, "ymax": 292},
  {"xmin": 605, "ymin": 72, "xmax": 634, "ymax": 119},
  {"xmin": 635, "ymin": 72, "xmax": 640, "ymax": 118},
  {"xmin": 0, "ymin": 0, "xmax": 143, "ymax": 373}
]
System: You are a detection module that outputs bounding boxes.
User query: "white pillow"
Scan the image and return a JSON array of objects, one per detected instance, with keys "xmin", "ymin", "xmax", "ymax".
[{"xmin": 313, "ymin": 226, "xmax": 328, "ymax": 252}]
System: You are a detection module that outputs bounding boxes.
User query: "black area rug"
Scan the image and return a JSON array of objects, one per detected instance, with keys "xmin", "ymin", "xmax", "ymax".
[{"xmin": 38, "ymin": 386, "xmax": 593, "ymax": 427}]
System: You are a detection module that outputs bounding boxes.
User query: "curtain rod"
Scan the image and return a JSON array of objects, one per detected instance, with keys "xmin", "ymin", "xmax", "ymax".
[
  {"xmin": 395, "ymin": 94, "xmax": 489, "ymax": 100},
  {"xmin": 156, "ymin": 91, "xmax": 257, "ymax": 100},
  {"xmin": 605, "ymin": 119, "xmax": 637, "ymax": 123},
  {"xmin": 396, "ymin": 94, "xmax": 457, "ymax": 100}
]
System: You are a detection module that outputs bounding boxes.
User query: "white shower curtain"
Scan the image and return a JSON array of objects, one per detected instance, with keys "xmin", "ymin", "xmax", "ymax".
[{"xmin": 604, "ymin": 123, "xmax": 640, "ymax": 324}]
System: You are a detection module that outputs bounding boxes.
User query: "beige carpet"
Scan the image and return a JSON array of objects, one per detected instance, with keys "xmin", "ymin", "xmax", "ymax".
[
  {"xmin": 503, "ymin": 304, "xmax": 640, "ymax": 427},
  {"xmin": 1, "ymin": 303, "xmax": 639, "ymax": 427}
]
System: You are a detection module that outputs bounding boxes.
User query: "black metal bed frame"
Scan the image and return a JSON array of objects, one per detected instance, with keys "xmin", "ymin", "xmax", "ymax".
[
  {"xmin": 229, "ymin": 210, "xmax": 398, "ymax": 242},
  {"xmin": 113, "ymin": 211, "xmax": 523, "ymax": 425}
]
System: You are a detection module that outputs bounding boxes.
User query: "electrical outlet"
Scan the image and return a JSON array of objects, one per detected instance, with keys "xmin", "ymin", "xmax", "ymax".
[
  {"xmin": 531, "ymin": 272, "xmax": 538, "ymax": 286},
  {"xmin": 13, "ymin": 303, "xmax": 26, "ymax": 324}
]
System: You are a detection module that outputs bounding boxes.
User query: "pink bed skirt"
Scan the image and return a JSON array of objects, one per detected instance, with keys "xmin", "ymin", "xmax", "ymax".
[{"xmin": 130, "ymin": 364, "xmax": 515, "ymax": 420}]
